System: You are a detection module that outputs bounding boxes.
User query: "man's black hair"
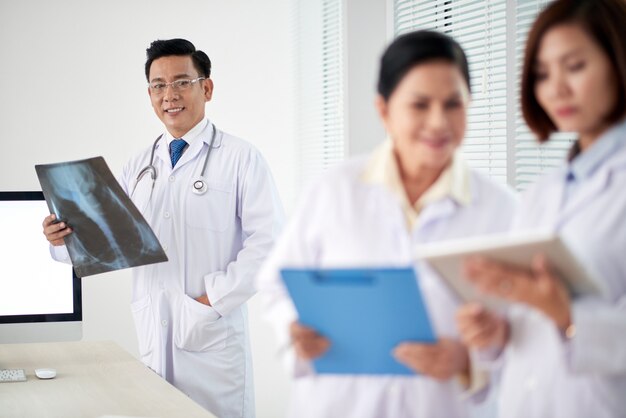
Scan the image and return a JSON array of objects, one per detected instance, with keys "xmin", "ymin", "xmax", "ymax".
[{"xmin": 145, "ymin": 38, "xmax": 211, "ymax": 81}]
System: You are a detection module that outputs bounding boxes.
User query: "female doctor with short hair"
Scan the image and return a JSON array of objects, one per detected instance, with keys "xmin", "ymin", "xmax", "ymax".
[
  {"xmin": 457, "ymin": 0, "xmax": 626, "ymax": 417},
  {"xmin": 256, "ymin": 30, "xmax": 517, "ymax": 418}
]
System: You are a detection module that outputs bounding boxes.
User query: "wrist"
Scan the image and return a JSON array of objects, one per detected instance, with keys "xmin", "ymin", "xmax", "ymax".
[
  {"xmin": 458, "ymin": 345, "xmax": 470, "ymax": 376},
  {"xmin": 493, "ymin": 316, "xmax": 510, "ymax": 349},
  {"xmin": 555, "ymin": 309, "xmax": 572, "ymax": 333},
  {"xmin": 549, "ymin": 296, "xmax": 572, "ymax": 332},
  {"xmin": 456, "ymin": 368, "xmax": 470, "ymax": 389}
]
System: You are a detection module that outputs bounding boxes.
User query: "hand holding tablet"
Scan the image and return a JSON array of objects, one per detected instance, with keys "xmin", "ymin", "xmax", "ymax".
[{"xmin": 416, "ymin": 232, "xmax": 604, "ymax": 312}]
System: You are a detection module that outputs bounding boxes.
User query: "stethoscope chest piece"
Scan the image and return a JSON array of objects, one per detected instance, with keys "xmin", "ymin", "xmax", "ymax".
[{"xmin": 193, "ymin": 179, "xmax": 208, "ymax": 195}]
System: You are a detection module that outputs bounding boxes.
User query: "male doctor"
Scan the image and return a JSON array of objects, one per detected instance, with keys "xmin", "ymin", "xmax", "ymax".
[{"xmin": 43, "ymin": 38, "xmax": 284, "ymax": 418}]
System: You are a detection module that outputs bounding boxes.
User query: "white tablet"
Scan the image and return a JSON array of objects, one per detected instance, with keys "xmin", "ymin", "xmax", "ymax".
[{"xmin": 416, "ymin": 232, "xmax": 604, "ymax": 311}]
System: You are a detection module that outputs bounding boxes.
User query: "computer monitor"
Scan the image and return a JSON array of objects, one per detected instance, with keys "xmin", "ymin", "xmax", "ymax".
[{"xmin": 0, "ymin": 191, "xmax": 82, "ymax": 344}]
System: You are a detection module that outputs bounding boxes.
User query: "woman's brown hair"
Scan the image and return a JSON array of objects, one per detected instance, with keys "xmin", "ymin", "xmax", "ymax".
[{"xmin": 521, "ymin": 0, "xmax": 626, "ymax": 142}]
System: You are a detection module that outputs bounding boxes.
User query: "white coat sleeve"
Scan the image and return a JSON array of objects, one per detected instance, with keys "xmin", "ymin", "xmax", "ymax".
[
  {"xmin": 255, "ymin": 180, "xmax": 326, "ymax": 377},
  {"xmin": 49, "ymin": 245, "xmax": 71, "ymax": 263},
  {"xmin": 203, "ymin": 150, "xmax": 285, "ymax": 317},
  {"xmin": 566, "ymin": 295, "xmax": 626, "ymax": 374}
]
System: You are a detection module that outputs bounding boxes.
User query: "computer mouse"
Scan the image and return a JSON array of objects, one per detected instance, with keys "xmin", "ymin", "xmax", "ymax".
[{"xmin": 34, "ymin": 368, "xmax": 57, "ymax": 379}]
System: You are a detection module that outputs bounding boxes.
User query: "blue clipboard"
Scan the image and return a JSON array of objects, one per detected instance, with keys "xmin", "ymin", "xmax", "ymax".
[{"xmin": 280, "ymin": 267, "xmax": 436, "ymax": 375}]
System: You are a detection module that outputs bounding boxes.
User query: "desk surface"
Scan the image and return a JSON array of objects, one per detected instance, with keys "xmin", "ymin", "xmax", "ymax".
[{"xmin": 0, "ymin": 340, "xmax": 215, "ymax": 418}]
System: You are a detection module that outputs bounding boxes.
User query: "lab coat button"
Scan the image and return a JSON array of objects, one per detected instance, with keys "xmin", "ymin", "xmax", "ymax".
[
  {"xmin": 161, "ymin": 320, "xmax": 168, "ymax": 327},
  {"xmin": 164, "ymin": 211, "xmax": 170, "ymax": 219},
  {"xmin": 163, "ymin": 244, "xmax": 168, "ymax": 251},
  {"xmin": 169, "ymin": 175, "xmax": 175, "ymax": 182}
]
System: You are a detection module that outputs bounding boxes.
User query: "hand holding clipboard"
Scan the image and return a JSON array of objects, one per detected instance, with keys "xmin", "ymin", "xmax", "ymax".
[{"xmin": 281, "ymin": 267, "xmax": 436, "ymax": 375}]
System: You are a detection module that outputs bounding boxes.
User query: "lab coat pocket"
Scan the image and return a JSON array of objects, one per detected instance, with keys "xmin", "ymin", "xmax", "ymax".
[
  {"xmin": 175, "ymin": 295, "xmax": 229, "ymax": 352},
  {"xmin": 185, "ymin": 180, "xmax": 235, "ymax": 232},
  {"xmin": 130, "ymin": 295, "xmax": 156, "ymax": 366}
]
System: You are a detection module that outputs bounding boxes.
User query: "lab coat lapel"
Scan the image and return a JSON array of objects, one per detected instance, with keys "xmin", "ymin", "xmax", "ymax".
[
  {"xmin": 537, "ymin": 172, "xmax": 568, "ymax": 231},
  {"xmin": 414, "ymin": 198, "xmax": 458, "ymax": 235},
  {"xmin": 165, "ymin": 121, "xmax": 222, "ymax": 171},
  {"xmin": 175, "ymin": 136, "xmax": 203, "ymax": 169},
  {"xmin": 173, "ymin": 123, "xmax": 218, "ymax": 170},
  {"xmin": 557, "ymin": 168, "xmax": 610, "ymax": 229},
  {"xmin": 556, "ymin": 145, "xmax": 626, "ymax": 229},
  {"xmin": 155, "ymin": 137, "xmax": 171, "ymax": 169},
  {"xmin": 368, "ymin": 185, "xmax": 413, "ymax": 260},
  {"xmin": 374, "ymin": 185, "xmax": 411, "ymax": 237}
]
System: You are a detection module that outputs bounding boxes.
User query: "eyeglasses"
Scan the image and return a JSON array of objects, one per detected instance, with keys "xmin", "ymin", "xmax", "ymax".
[{"xmin": 148, "ymin": 77, "xmax": 206, "ymax": 94}]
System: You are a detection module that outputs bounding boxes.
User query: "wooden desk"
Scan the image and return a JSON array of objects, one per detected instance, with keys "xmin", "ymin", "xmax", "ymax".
[{"xmin": 0, "ymin": 341, "xmax": 215, "ymax": 418}]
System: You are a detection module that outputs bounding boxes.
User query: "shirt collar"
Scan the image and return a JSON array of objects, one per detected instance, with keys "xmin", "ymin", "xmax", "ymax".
[
  {"xmin": 163, "ymin": 118, "xmax": 209, "ymax": 147},
  {"xmin": 567, "ymin": 118, "xmax": 626, "ymax": 183},
  {"xmin": 362, "ymin": 138, "xmax": 472, "ymax": 210}
]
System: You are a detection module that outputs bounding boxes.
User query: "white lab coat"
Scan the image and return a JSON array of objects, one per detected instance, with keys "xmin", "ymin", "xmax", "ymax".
[
  {"xmin": 495, "ymin": 122, "xmax": 626, "ymax": 418},
  {"xmin": 54, "ymin": 120, "xmax": 284, "ymax": 418},
  {"xmin": 256, "ymin": 154, "xmax": 517, "ymax": 418}
]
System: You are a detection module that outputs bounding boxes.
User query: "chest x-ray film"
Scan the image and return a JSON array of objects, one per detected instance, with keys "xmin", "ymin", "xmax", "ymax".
[{"xmin": 36, "ymin": 157, "xmax": 167, "ymax": 277}]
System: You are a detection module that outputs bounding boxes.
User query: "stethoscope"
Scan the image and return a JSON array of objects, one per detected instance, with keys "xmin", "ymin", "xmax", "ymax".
[{"xmin": 132, "ymin": 123, "xmax": 217, "ymax": 200}]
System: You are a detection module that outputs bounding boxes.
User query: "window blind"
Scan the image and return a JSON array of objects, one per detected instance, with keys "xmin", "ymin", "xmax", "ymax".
[
  {"xmin": 395, "ymin": 0, "xmax": 509, "ymax": 184},
  {"xmin": 292, "ymin": 0, "xmax": 345, "ymax": 188},
  {"xmin": 514, "ymin": 0, "xmax": 575, "ymax": 190},
  {"xmin": 393, "ymin": 0, "xmax": 575, "ymax": 190}
]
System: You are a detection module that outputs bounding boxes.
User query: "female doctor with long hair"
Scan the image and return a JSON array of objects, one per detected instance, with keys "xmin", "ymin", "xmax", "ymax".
[
  {"xmin": 256, "ymin": 30, "xmax": 517, "ymax": 418},
  {"xmin": 457, "ymin": 0, "xmax": 626, "ymax": 417}
]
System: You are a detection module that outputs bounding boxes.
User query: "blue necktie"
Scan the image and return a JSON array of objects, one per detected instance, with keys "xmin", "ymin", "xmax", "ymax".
[{"xmin": 170, "ymin": 139, "xmax": 187, "ymax": 168}]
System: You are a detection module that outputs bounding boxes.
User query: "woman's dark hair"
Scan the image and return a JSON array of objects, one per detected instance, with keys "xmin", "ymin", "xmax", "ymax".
[
  {"xmin": 145, "ymin": 38, "xmax": 212, "ymax": 81},
  {"xmin": 521, "ymin": 0, "xmax": 626, "ymax": 142},
  {"xmin": 377, "ymin": 30, "xmax": 471, "ymax": 100}
]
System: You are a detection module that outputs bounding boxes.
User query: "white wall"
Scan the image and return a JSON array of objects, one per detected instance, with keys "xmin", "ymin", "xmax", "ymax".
[{"xmin": 0, "ymin": 1, "xmax": 293, "ymax": 417}]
